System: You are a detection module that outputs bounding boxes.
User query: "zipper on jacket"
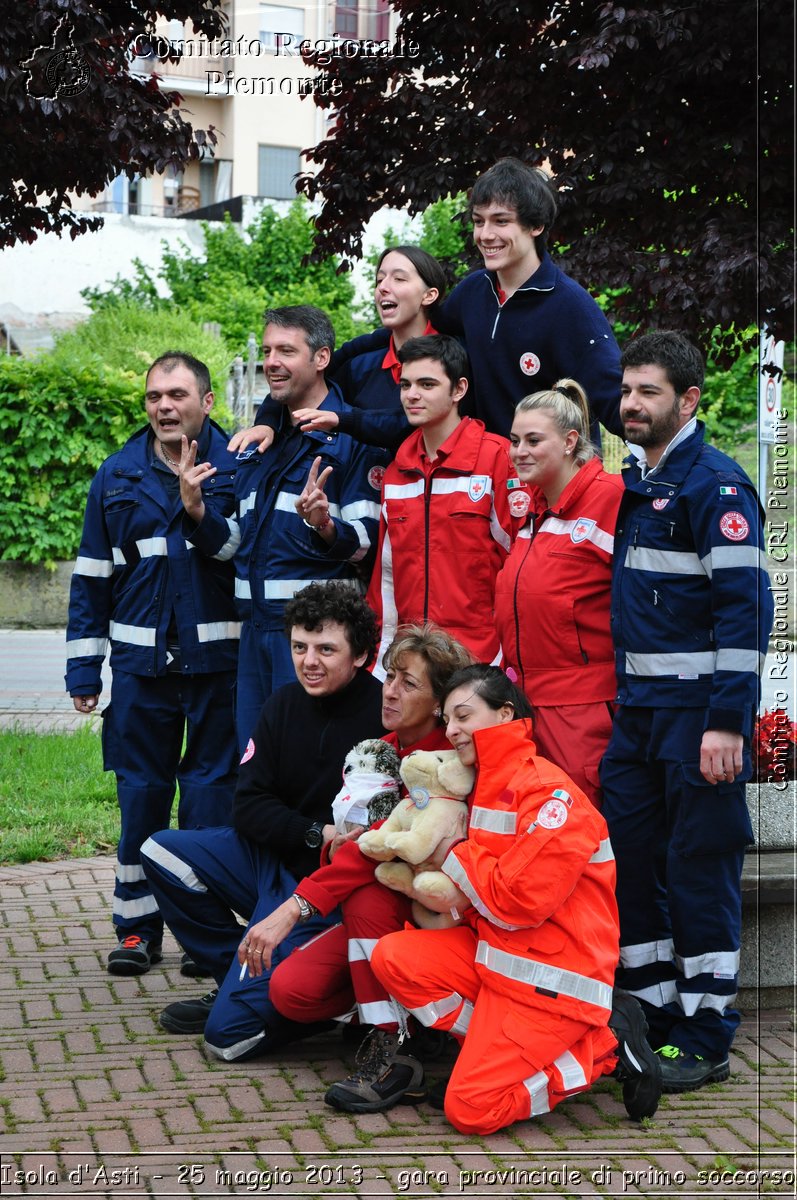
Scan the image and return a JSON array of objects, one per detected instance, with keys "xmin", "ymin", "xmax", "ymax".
[
  {"xmin": 423, "ymin": 475, "xmax": 432, "ymax": 619},
  {"xmin": 512, "ymin": 520, "xmax": 536, "ymax": 686}
]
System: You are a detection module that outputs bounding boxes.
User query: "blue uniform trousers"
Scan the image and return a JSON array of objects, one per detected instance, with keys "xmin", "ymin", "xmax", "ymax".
[
  {"xmin": 102, "ymin": 670, "xmax": 238, "ymax": 943},
  {"xmin": 235, "ymin": 622, "xmax": 296, "ymax": 754},
  {"xmin": 600, "ymin": 706, "xmax": 753, "ymax": 1059},
  {"xmin": 140, "ymin": 826, "xmax": 338, "ymax": 1060}
]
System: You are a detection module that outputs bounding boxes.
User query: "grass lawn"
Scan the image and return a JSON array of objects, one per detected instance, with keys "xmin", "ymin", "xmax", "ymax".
[{"xmin": 0, "ymin": 725, "xmax": 119, "ymax": 864}]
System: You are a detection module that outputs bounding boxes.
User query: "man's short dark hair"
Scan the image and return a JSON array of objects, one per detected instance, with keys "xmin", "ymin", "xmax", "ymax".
[
  {"xmin": 146, "ymin": 351, "xmax": 211, "ymax": 398},
  {"xmin": 263, "ymin": 305, "xmax": 335, "ymax": 355},
  {"xmin": 468, "ymin": 158, "xmax": 558, "ymax": 251},
  {"xmin": 621, "ymin": 331, "xmax": 705, "ymax": 396},
  {"xmin": 283, "ymin": 582, "xmax": 378, "ymax": 666},
  {"xmin": 398, "ymin": 334, "xmax": 470, "ymax": 390}
]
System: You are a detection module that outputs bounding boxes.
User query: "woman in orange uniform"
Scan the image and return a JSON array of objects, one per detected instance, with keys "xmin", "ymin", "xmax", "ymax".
[
  {"xmin": 370, "ymin": 664, "xmax": 661, "ymax": 1134},
  {"xmin": 494, "ymin": 378, "xmax": 624, "ymax": 806}
]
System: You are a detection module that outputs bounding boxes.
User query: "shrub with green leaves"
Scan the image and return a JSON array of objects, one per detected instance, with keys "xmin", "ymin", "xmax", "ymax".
[{"xmin": 83, "ymin": 199, "xmax": 367, "ymax": 349}]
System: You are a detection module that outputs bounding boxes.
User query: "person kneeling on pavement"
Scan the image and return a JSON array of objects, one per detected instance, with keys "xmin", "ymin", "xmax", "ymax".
[
  {"xmin": 139, "ymin": 582, "xmax": 385, "ymax": 1061},
  {"xmin": 366, "ymin": 665, "xmax": 662, "ymax": 1134}
]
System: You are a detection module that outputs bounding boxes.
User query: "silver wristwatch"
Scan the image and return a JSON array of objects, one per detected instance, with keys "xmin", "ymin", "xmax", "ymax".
[{"xmin": 293, "ymin": 893, "xmax": 315, "ymax": 923}]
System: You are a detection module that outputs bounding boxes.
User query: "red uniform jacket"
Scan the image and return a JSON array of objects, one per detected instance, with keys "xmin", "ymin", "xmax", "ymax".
[
  {"xmin": 494, "ymin": 457, "xmax": 623, "ymax": 706},
  {"xmin": 442, "ymin": 720, "xmax": 619, "ymax": 1026},
  {"xmin": 367, "ymin": 417, "xmax": 520, "ymax": 669}
]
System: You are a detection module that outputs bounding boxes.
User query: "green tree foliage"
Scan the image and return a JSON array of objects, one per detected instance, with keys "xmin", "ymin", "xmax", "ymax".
[
  {"xmin": 83, "ymin": 200, "xmax": 366, "ymax": 349},
  {"xmin": 0, "ymin": 306, "xmax": 230, "ymax": 566}
]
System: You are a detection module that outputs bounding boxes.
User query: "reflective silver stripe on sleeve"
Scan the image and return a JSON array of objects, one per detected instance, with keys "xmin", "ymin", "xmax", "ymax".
[
  {"xmin": 262, "ymin": 578, "xmax": 359, "ymax": 600},
  {"xmin": 275, "ymin": 490, "xmax": 344, "ymax": 520},
  {"xmin": 555, "ymin": 1048, "xmax": 588, "ymax": 1092},
  {"xmin": 341, "ymin": 499, "xmax": 381, "ymax": 523},
  {"xmin": 112, "ymin": 547, "xmax": 126, "ymax": 565},
  {"xmin": 214, "ymin": 516, "xmax": 241, "ymax": 561},
  {"xmin": 73, "ymin": 556, "xmax": 114, "ymax": 578},
  {"xmin": 538, "ymin": 515, "xmax": 614, "ymax": 554},
  {"xmin": 112, "ymin": 895, "xmax": 160, "ymax": 918},
  {"xmin": 625, "ymin": 650, "xmax": 716, "ymax": 676},
  {"xmin": 205, "ymin": 1031, "xmax": 265, "ymax": 1061},
  {"xmin": 619, "ymin": 938, "xmax": 674, "ymax": 969},
  {"xmin": 475, "ymin": 941, "xmax": 613, "ymax": 1010},
  {"xmin": 235, "ymin": 577, "xmax": 252, "ymax": 600},
  {"xmin": 523, "ymin": 1069, "xmax": 551, "ymax": 1116},
  {"xmin": 136, "ymin": 536, "xmax": 168, "ymax": 558},
  {"xmin": 443, "ymin": 853, "xmax": 523, "ymax": 931},
  {"xmin": 66, "ymin": 637, "xmax": 109, "ymax": 658},
  {"xmin": 450, "ymin": 998, "xmax": 473, "ymax": 1036},
  {"xmin": 196, "ymin": 621, "xmax": 241, "ymax": 644},
  {"xmin": 589, "ymin": 838, "xmax": 615, "ymax": 863},
  {"xmin": 348, "ymin": 519, "xmax": 370, "ymax": 563},
  {"xmin": 675, "ymin": 949, "xmax": 740, "ymax": 978},
  {"xmin": 140, "ymin": 837, "xmax": 208, "ymax": 892},
  {"xmin": 468, "ymin": 807, "xmax": 517, "ymax": 835},
  {"xmin": 489, "ymin": 498, "xmax": 512, "ymax": 552},
  {"xmin": 715, "ymin": 648, "xmax": 767, "ymax": 673},
  {"xmin": 626, "ymin": 547, "xmax": 705, "ymax": 575},
  {"xmin": 115, "ymin": 863, "xmax": 146, "ymax": 883},
  {"xmin": 679, "ymin": 989, "xmax": 737, "ymax": 1017},
  {"xmin": 109, "ymin": 621, "xmax": 157, "ymax": 648},
  {"xmin": 702, "ymin": 545, "xmax": 770, "ymax": 575},
  {"xmin": 240, "ymin": 489, "xmax": 257, "ymax": 517}
]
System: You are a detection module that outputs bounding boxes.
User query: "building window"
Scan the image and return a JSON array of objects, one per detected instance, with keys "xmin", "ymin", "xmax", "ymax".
[
  {"xmin": 258, "ymin": 145, "xmax": 300, "ymax": 200},
  {"xmin": 259, "ymin": 4, "xmax": 304, "ymax": 50},
  {"xmin": 334, "ymin": 3, "xmax": 359, "ymax": 38},
  {"xmin": 363, "ymin": 0, "xmax": 390, "ymax": 41}
]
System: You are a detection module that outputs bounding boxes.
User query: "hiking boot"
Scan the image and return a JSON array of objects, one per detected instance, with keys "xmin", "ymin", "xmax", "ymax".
[
  {"xmin": 324, "ymin": 1029, "xmax": 426, "ymax": 1113},
  {"xmin": 608, "ymin": 990, "xmax": 662, "ymax": 1120},
  {"xmin": 179, "ymin": 951, "xmax": 208, "ymax": 978},
  {"xmin": 159, "ymin": 989, "xmax": 218, "ymax": 1034},
  {"xmin": 107, "ymin": 935, "xmax": 162, "ymax": 976},
  {"xmin": 426, "ymin": 1076, "xmax": 450, "ymax": 1110},
  {"xmin": 656, "ymin": 1044, "xmax": 730, "ymax": 1093}
]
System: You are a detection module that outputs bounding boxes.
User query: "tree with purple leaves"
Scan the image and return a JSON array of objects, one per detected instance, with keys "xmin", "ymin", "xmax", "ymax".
[
  {"xmin": 1, "ymin": 1, "xmax": 226, "ymax": 247},
  {"xmin": 297, "ymin": 0, "xmax": 792, "ymax": 362}
]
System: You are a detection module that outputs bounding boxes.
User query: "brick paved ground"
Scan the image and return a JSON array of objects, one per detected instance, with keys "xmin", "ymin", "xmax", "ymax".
[{"xmin": 0, "ymin": 857, "xmax": 794, "ymax": 1199}]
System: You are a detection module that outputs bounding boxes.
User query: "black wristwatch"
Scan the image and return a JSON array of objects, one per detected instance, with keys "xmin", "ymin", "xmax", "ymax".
[{"xmin": 304, "ymin": 821, "xmax": 325, "ymax": 849}]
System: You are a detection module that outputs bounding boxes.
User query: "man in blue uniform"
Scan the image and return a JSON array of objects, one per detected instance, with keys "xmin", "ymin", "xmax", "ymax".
[
  {"xmin": 140, "ymin": 583, "xmax": 384, "ymax": 1062},
  {"xmin": 66, "ymin": 352, "xmax": 240, "ymax": 976},
  {"xmin": 601, "ymin": 331, "xmax": 774, "ymax": 1091},
  {"xmin": 181, "ymin": 305, "xmax": 387, "ymax": 751}
]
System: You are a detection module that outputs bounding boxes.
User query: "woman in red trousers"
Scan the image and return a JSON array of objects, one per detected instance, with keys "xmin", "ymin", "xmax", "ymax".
[{"xmin": 494, "ymin": 378, "xmax": 624, "ymax": 806}]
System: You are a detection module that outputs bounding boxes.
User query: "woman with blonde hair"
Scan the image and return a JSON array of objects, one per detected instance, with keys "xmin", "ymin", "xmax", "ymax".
[{"xmin": 494, "ymin": 378, "xmax": 624, "ymax": 807}]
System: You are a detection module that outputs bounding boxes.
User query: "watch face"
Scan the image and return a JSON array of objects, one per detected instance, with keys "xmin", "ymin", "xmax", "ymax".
[{"xmin": 305, "ymin": 825, "xmax": 323, "ymax": 848}]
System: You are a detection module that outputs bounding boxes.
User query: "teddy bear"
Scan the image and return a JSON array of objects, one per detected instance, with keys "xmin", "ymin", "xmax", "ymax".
[
  {"xmin": 357, "ymin": 748, "xmax": 475, "ymax": 928},
  {"xmin": 331, "ymin": 739, "xmax": 402, "ymax": 835}
]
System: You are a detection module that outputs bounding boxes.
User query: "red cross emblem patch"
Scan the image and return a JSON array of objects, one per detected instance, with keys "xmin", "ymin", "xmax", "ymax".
[
  {"xmin": 468, "ymin": 475, "xmax": 489, "ymax": 502},
  {"xmin": 719, "ymin": 511, "xmax": 750, "ymax": 542},
  {"xmin": 519, "ymin": 351, "xmax": 540, "ymax": 376},
  {"xmin": 571, "ymin": 517, "xmax": 596, "ymax": 544}
]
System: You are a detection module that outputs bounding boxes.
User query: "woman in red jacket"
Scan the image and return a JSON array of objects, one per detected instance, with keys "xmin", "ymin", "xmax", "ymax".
[
  {"xmin": 370, "ymin": 664, "xmax": 661, "ymax": 1134},
  {"xmin": 494, "ymin": 378, "xmax": 624, "ymax": 806},
  {"xmin": 237, "ymin": 624, "xmax": 472, "ymax": 1105}
]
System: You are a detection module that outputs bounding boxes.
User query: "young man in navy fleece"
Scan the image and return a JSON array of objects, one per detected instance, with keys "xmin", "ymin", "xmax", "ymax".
[{"xmin": 435, "ymin": 157, "xmax": 624, "ymax": 444}]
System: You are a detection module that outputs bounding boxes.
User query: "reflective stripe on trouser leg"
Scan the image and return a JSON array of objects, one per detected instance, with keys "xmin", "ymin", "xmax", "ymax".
[
  {"xmin": 113, "ymin": 784, "xmax": 174, "ymax": 939},
  {"xmin": 341, "ymin": 881, "xmax": 415, "ymax": 1032}
]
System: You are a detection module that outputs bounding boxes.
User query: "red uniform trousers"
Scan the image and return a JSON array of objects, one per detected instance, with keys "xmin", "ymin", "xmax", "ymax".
[
  {"xmin": 530, "ymin": 701, "xmax": 614, "ymax": 810},
  {"xmin": 270, "ymin": 881, "xmax": 413, "ymax": 1031},
  {"xmin": 371, "ymin": 925, "xmax": 618, "ymax": 1136}
]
